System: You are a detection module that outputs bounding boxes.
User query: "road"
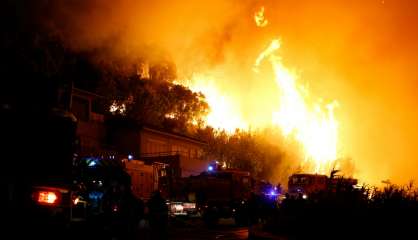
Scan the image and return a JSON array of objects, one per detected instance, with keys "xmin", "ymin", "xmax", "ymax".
[
  {"xmin": 169, "ymin": 226, "xmax": 248, "ymax": 240},
  {"xmin": 168, "ymin": 217, "xmax": 248, "ymax": 240},
  {"xmin": 32, "ymin": 217, "xmax": 249, "ymax": 240}
]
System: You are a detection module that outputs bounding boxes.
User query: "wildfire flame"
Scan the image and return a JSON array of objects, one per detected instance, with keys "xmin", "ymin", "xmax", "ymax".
[
  {"xmin": 181, "ymin": 75, "xmax": 248, "ymax": 133},
  {"xmin": 253, "ymin": 6, "xmax": 339, "ymax": 173},
  {"xmin": 255, "ymin": 39, "xmax": 339, "ymax": 174},
  {"xmin": 254, "ymin": 6, "xmax": 268, "ymax": 27},
  {"xmin": 179, "ymin": 6, "xmax": 340, "ymax": 174}
]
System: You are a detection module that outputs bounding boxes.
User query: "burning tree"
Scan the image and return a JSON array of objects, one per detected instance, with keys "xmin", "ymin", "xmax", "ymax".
[{"xmin": 96, "ymin": 58, "xmax": 209, "ymax": 133}]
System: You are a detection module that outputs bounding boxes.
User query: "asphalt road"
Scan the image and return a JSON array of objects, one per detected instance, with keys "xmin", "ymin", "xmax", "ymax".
[
  {"xmin": 169, "ymin": 225, "xmax": 248, "ymax": 240},
  {"xmin": 26, "ymin": 217, "xmax": 249, "ymax": 240},
  {"xmin": 168, "ymin": 217, "xmax": 248, "ymax": 240}
]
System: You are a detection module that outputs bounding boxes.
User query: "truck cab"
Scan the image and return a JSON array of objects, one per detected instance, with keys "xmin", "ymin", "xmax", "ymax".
[
  {"xmin": 3, "ymin": 107, "xmax": 85, "ymax": 235},
  {"xmin": 287, "ymin": 173, "xmax": 358, "ymax": 199},
  {"xmin": 288, "ymin": 173, "xmax": 328, "ymax": 199},
  {"xmin": 178, "ymin": 165, "xmax": 252, "ymax": 225}
]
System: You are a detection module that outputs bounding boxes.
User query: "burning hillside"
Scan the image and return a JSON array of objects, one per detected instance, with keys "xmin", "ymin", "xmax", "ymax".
[
  {"xmin": 17, "ymin": 0, "xmax": 418, "ymax": 185},
  {"xmin": 179, "ymin": 6, "xmax": 340, "ymax": 175}
]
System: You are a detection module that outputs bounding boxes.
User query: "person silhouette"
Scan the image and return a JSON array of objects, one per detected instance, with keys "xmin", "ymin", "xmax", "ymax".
[{"xmin": 147, "ymin": 191, "xmax": 168, "ymax": 240}]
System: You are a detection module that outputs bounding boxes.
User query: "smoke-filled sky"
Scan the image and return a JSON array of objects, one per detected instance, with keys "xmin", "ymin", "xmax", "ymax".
[{"xmin": 31, "ymin": 0, "xmax": 418, "ymax": 185}]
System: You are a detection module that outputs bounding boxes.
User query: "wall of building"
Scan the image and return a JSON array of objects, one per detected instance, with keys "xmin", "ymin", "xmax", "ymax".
[
  {"xmin": 76, "ymin": 117, "xmax": 105, "ymax": 154},
  {"xmin": 139, "ymin": 128, "xmax": 208, "ymax": 177},
  {"xmin": 71, "ymin": 90, "xmax": 107, "ymax": 155}
]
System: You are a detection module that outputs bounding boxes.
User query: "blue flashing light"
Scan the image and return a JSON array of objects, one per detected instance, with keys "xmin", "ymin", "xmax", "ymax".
[
  {"xmin": 269, "ymin": 190, "xmax": 278, "ymax": 196},
  {"xmin": 208, "ymin": 165, "xmax": 214, "ymax": 172},
  {"xmin": 88, "ymin": 191, "xmax": 104, "ymax": 200},
  {"xmin": 88, "ymin": 159, "xmax": 97, "ymax": 167},
  {"xmin": 128, "ymin": 154, "xmax": 133, "ymax": 160}
]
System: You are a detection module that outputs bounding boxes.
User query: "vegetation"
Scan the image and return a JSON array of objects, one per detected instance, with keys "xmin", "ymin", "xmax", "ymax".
[
  {"xmin": 261, "ymin": 181, "xmax": 418, "ymax": 239},
  {"xmin": 197, "ymin": 127, "xmax": 288, "ymax": 181},
  {"xmin": 97, "ymin": 58, "xmax": 209, "ymax": 132}
]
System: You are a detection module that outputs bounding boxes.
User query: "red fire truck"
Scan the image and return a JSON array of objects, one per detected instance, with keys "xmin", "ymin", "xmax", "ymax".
[
  {"xmin": 288, "ymin": 172, "xmax": 358, "ymax": 199},
  {"xmin": 169, "ymin": 162, "xmax": 253, "ymax": 225}
]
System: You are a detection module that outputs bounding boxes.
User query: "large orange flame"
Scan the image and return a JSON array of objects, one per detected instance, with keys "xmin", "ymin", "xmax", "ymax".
[
  {"xmin": 180, "ymin": 75, "xmax": 248, "ymax": 133},
  {"xmin": 178, "ymin": 6, "xmax": 341, "ymax": 174},
  {"xmin": 255, "ymin": 39, "xmax": 339, "ymax": 174}
]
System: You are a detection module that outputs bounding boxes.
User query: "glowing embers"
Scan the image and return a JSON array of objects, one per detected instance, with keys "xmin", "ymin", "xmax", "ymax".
[{"xmin": 254, "ymin": 6, "xmax": 268, "ymax": 27}]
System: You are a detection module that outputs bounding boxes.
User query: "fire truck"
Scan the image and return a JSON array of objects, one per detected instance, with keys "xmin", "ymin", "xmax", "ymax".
[
  {"xmin": 3, "ymin": 107, "xmax": 86, "ymax": 235},
  {"xmin": 168, "ymin": 162, "xmax": 253, "ymax": 226},
  {"xmin": 288, "ymin": 171, "xmax": 358, "ymax": 199},
  {"xmin": 3, "ymin": 105, "xmax": 139, "ymax": 239}
]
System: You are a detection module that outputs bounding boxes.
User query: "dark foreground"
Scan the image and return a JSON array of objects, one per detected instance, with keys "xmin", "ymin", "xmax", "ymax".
[
  {"xmin": 169, "ymin": 218, "xmax": 248, "ymax": 240},
  {"xmin": 6, "ymin": 217, "xmax": 249, "ymax": 240}
]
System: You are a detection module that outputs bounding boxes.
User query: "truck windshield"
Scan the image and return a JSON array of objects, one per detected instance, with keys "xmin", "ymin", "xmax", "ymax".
[{"xmin": 291, "ymin": 176, "xmax": 311, "ymax": 185}]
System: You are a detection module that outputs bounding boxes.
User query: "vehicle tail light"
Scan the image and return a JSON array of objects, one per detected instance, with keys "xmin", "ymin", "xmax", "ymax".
[
  {"xmin": 112, "ymin": 204, "xmax": 119, "ymax": 212},
  {"xmin": 183, "ymin": 203, "xmax": 196, "ymax": 210},
  {"xmin": 34, "ymin": 191, "xmax": 60, "ymax": 205}
]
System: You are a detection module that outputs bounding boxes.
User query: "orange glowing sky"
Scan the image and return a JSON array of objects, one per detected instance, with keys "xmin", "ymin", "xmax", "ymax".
[{"xmin": 41, "ymin": 0, "xmax": 418, "ymax": 185}]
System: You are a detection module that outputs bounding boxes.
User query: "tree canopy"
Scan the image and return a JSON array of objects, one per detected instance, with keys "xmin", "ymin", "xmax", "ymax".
[
  {"xmin": 95, "ymin": 57, "xmax": 209, "ymax": 133},
  {"xmin": 197, "ymin": 127, "xmax": 287, "ymax": 181}
]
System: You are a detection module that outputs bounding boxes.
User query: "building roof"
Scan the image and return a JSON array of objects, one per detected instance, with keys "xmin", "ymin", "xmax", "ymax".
[
  {"xmin": 72, "ymin": 87, "xmax": 103, "ymax": 99},
  {"xmin": 141, "ymin": 126, "xmax": 207, "ymax": 146}
]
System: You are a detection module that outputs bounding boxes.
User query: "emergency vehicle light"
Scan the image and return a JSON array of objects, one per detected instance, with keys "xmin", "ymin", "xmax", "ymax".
[{"xmin": 37, "ymin": 191, "xmax": 58, "ymax": 205}]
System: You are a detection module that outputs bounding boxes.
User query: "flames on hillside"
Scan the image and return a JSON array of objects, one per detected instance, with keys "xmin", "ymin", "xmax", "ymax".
[
  {"xmin": 26, "ymin": 0, "xmax": 418, "ymax": 185},
  {"xmin": 179, "ymin": 6, "xmax": 340, "ymax": 175}
]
